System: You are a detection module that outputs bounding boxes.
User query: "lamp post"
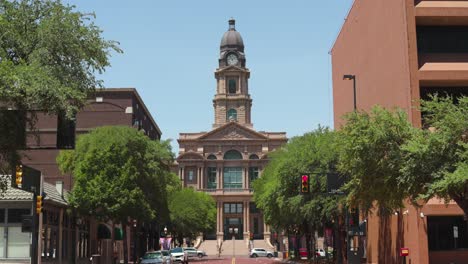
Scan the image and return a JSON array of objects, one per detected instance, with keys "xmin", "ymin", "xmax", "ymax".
[
  {"xmin": 133, "ymin": 219, "xmax": 137, "ymax": 264},
  {"xmin": 229, "ymin": 227, "xmax": 238, "ymax": 258},
  {"xmin": 343, "ymin": 74, "xmax": 356, "ymax": 111}
]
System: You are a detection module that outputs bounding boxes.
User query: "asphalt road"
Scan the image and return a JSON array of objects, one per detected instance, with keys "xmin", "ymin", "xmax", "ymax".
[{"xmin": 187, "ymin": 257, "xmax": 282, "ymax": 264}]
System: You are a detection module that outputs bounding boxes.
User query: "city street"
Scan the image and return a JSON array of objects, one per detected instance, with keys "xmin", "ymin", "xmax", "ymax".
[{"xmin": 187, "ymin": 257, "xmax": 282, "ymax": 264}]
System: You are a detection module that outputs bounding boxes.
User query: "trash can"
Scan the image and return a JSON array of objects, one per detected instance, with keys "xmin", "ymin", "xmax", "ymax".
[
  {"xmin": 274, "ymin": 251, "xmax": 278, "ymax": 257},
  {"xmin": 283, "ymin": 251, "xmax": 288, "ymax": 259},
  {"xmin": 91, "ymin": 254, "xmax": 101, "ymax": 264},
  {"xmin": 299, "ymin": 248, "xmax": 307, "ymax": 259}
]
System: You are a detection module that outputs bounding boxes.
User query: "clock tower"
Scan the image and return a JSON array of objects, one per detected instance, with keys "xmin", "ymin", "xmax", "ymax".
[{"xmin": 213, "ymin": 19, "xmax": 253, "ymax": 128}]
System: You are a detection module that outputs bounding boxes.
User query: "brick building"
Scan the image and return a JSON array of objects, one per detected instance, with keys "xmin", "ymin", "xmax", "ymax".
[
  {"xmin": 1, "ymin": 88, "xmax": 161, "ymax": 263},
  {"xmin": 176, "ymin": 19, "xmax": 287, "ymax": 247},
  {"xmin": 331, "ymin": 1, "xmax": 468, "ymax": 263}
]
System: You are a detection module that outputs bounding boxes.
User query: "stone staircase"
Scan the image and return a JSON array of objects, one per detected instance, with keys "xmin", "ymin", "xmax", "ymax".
[{"xmin": 197, "ymin": 239, "xmax": 274, "ymax": 258}]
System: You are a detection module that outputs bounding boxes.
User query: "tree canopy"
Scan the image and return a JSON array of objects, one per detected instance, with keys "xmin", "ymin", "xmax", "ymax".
[
  {"xmin": 337, "ymin": 106, "xmax": 415, "ymax": 214},
  {"xmin": 168, "ymin": 187, "xmax": 216, "ymax": 243},
  {"xmin": 0, "ymin": 0, "xmax": 121, "ymax": 190},
  {"xmin": 58, "ymin": 126, "xmax": 174, "ymax": 223},
  {"xmin": 401, "ymin": 95, "xmax": 468, "ymax": 217},
  {"xmin": 253, "ymin": 127, "xmax": 340, "ymax": 257}
]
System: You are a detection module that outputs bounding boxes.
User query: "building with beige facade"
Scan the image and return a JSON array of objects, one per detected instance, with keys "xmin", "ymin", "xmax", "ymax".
[
  {"xmin": 176, "ymin": 19, "xmax": 287, "ymax": 243},
  {"xmin": 331, "ymin": 1, "xmax": 468, "ymax": 263}
]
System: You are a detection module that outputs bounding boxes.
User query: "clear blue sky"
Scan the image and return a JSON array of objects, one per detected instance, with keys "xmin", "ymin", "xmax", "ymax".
[{"xmin": 65, "ymin": 0, "xmax": 353, "ymax": 151}]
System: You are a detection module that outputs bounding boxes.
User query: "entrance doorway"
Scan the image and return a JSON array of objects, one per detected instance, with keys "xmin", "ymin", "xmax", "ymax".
[{"xmin": 224, "ymin": 218, "xmax": 243, "ymax": 240}]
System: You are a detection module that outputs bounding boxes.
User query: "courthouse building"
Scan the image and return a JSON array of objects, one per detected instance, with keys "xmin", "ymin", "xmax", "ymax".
[
  {"xmin": 176, "ymin": 19, "xmax": 287, "ymax": 242},
  {"xmin": 331, "ymin": 0, "xmax": 468, "ymax": 263}
]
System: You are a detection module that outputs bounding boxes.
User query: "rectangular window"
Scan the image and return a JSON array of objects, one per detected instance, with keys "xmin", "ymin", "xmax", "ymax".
[
  {"xmin": 188, "ymin": 170, "xmax": 194, "ymax": 181},
  {"xmin": 236, "ymin": 204, "xmax": 243, "ymax": 214},
  {"xmin": 224, "ymin": 203, "xmax": 243, "ymax": 214},
  {"xmin": 0, "ymin": 110, "xmax": 26, "ymax": 149},
  {"xmin": 7, "ymin": 227, "xmax": 30, "ymax": 257},
  {"xmin": 223, "ymin": 167, "xmax": 242, "ymax": 189},
  {"xmin": 0, "ymin": 227, "xmax": 4, "ymax": 258},
  {"xmin": 250, "ymin": 202, "xmax": 260, "ymax": 214},
  {"xmin": 428, "ymin": 216, "xmax": 468, "ymax": 250},
  {"xmin": 7, "ymin": 209, "xmax": 30, "ymax": 223},
  {"xmin": 249, "ymin": 167, "xmax": 259, "ymax": 183},
  {"xmin": 228, "ymin": 79, "xmax": 236, "ymax": 94},
  {"xmin": 57, "ymin": 112, "xmax": 76, "ymax": 149},
  {"xmin": 207, "ymin": 167, "xmax": 217, "ymax": 189},
  {"xmin": 0, "ymin": 209, "xmax": 5, "ymax": 223}
]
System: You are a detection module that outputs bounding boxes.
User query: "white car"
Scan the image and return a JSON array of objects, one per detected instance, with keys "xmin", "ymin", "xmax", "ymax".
[
  {"xmin": 249, "ymin": 248, "xmax": 274, "ymax": 258},
  {"xmin": 315, "ymin": 248, "xmax": 326, "ymax": 257},
  {"xmin": 183, "ymin": 247, "xmax": 207, "ymax": 258},
  {"xmin": 169, "ymin": 247, "xmax": 189, "ymax": 263}
]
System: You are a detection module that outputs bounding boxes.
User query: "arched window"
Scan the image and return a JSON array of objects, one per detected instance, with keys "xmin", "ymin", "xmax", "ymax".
[
  {"xmin": 249, "ymin": 154, "xmax": 259, "ymax": 160},
  {"xmin": 224, "ymin": 150, "xmax": 242, "ymax": 160},
  {"xmin": 227, "ymin": 109, "xmax": 237, "ymax": 122},
  {"xmin": 228, "ymin": 79, "xmax": 236, "ymax": 94},
  {"xmin": 207, "ymin": 154, "xmax": 217, "ymax": 160}
]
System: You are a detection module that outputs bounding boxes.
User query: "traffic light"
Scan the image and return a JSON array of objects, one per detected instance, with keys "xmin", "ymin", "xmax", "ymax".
[
  {"xmin": 301, "ymin": 175, "xmax": 309, "ymax": 193},
  {"xmin": 36, "ymin": 195, "xmax": 43, "ymax": 214},
  {"xmin": 15, "ymin": 165, "xmax": 23, "ymax": 187}
]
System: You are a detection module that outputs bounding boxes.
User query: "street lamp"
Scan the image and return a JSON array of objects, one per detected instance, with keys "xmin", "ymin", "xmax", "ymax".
[
  {"xmin": 229, "ymin": 227, "xmax": 238, "ymax": 258},
  {"xmin": 132, "ymin": 219, "xmax": 137, "ymax": 264},
  {"xmin": 343, "ymin": 74, "xmax": 356, "ymax": 111}
]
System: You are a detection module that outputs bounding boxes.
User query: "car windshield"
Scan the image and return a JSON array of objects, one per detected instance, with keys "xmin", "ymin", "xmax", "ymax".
[
  {"xmin": 171, "ymin": 247, "xmax": 182, "ymax": 253},
  {"xmin": 143, "ymin": 252, "xmax": 162, "ymax": 259}
]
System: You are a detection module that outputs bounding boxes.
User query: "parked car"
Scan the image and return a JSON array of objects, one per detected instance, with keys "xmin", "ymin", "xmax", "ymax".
[
  {"xmin": 140, "ymin": 251, "xmax": 167, "ymax": 264},
  {"xmin": 315, "ymin": 248, "xmax": 326, "ymax": 257},
  {"xmin": 170, "ymin": 247, "xmax": 189, "ymax": 263},
  {"xmin": 249, "ymin": 248, "xmax": 274, "ymax": 258},
  {"xmin": 183, "ymin": 247, "xmax": 207, "ymax": 258},
  {"xmin": 159, "ymin": 250, "xmax": 174, "ymax": 264}
]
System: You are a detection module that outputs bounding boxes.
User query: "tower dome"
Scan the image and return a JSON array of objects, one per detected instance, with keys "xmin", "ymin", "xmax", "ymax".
[{"xmin": 220, "ymin": 18, "xmax": 244, "ymax": 52}]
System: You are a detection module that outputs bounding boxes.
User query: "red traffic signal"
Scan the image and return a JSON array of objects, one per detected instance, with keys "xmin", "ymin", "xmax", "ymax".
[{"xmin": 301, "ymin": 175, "xmax": 309, "ymax": 193}]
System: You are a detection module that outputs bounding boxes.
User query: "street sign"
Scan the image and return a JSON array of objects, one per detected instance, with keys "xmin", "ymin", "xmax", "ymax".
[
  {"xmin": 400, "ymin": 247, "xmax": 409, "ymax": 257},
  {"xmin": 21, "ymin": 215, "xmax": 33, "ymax": 233},
  {"xmin": 327, "ymin": 173, "xmax": 346, "ymax": 194}
]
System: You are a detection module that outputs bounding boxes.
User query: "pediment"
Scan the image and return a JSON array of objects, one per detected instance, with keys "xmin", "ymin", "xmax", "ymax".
[
  {"xmin": 198, "ymin": 123, "xmax": 267, "ymax": 140},
  {"xmin": 216, "ymin": 65, "xmax": 249, "ymax": 73}
]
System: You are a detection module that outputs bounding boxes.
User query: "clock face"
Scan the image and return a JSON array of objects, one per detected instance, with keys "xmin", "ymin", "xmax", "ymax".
[{"xmin": 227, "ymin": 53, "xmax": 238, "ymax": 65}]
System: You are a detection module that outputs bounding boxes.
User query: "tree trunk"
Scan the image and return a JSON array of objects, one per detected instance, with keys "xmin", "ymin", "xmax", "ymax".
[
  {"xmin": 304, "ymin": 220, "xmax": 312, "ymax": 260},
  {"xmin": 123, "ymin": 223, "xmax": 128, "ymax": 264},
  {"xmin": 334, "ymin": 216, "xmax": 342, "ymax": 264}
]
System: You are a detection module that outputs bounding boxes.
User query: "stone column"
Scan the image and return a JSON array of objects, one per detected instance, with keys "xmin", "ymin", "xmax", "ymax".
[
  {"xmin": 197, "ymin": 167, "xmax": 201, "ymax": 189},
  {"xmin": 219, "ymin": 167, "xmax": 224, "ymax": 190},
  {"xmin": 200, "ymin": 166, "xmax": 205, "ymax": 190},
  {"xmin": 243, "ymin": 167, "xmax": 248, "ymax": 189},
  {"xmin": 217, "ymin": 201, "xmax": 224, "ymax": 241},
  {"xmin": 58, "ymin": 208, "xmax": 63, "ymax": 264},
  {"xmin": 180, "ymin": 167, "xmax": 185, "ymax": 187}
]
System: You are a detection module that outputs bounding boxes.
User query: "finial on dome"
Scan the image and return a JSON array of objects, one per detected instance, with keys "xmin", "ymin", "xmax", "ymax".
[{"xmin": 229, "ymin": 18, "xmax": 236, "ymax": 31}]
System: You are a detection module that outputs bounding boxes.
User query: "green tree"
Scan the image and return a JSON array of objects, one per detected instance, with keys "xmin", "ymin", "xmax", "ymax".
[
  {"xmin": 337, "ymin": 107, "xmax": 415, "ymax": 214},
  {"xmin": 168, "ymin": 187, "xmax": 216, "ymax": 245},
  {"xmin": 401, "ymin": 96, "xmax": 468, "ymax": 217},
  {"xmin": 253, "ymin": 127, "xmax": 340, "ymax": 259},
  {"xmin": 0, "ymin": 0, "xmax": 121, "ymax": 191},
  {"xmin": 57, "ymin": 126, "xmax": 173, "ymax": 264}
]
